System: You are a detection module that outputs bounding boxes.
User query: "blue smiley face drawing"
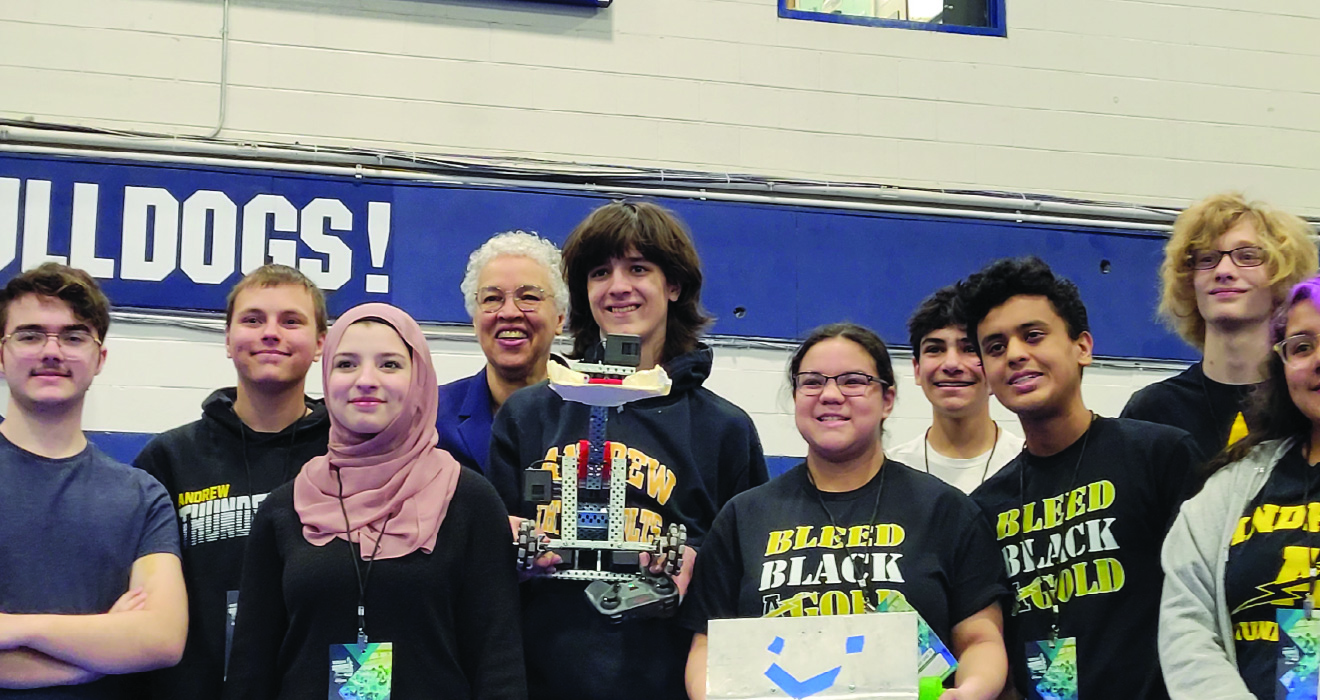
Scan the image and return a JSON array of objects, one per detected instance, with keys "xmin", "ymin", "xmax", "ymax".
[{"xmin": 763, "ymin": 634, "xmax": 865, "ymax": 699}]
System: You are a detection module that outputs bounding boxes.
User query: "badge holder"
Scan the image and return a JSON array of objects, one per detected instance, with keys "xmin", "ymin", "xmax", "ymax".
[
  {"xmin": 328, "ymin": 608, "xmax": 393, "ymax": 700},
  {"xmin": 1024, "ymin": 618, "xmax": 1078, "ymax": 700},
  {"xmin": 224, "ymin": 590, "xmax": 239, "ymax": 681},
  {"xmin": 864, "ymin": 593, "xmax": 957, "ymax": 690},
  {"xmin": 1276, "ymin": 607, "xmax": 1320, "ymax": 700}
]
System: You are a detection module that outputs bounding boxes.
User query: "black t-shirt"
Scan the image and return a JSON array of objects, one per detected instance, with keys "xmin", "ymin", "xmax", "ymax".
[
  {"xmin": 1225, "ymin": 443, "xmax": 1320, "ymax": 700},
  {"xmin": 1121, "ymin": 362, "xmax": 1256, "ymax": 463},
  {"xmin": 970, "ymin": 417, "xmax": 1201, "ymax": 700},
  {"xmin": 680, "ymin": 460, "xmax": 1007, "ymax": 651}
]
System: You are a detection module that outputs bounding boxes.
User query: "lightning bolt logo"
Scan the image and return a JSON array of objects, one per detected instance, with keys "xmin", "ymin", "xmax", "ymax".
[
  {"xmin": 1233, "ymin": 545, "xmax": 1320, "ymax": 614},
  {"xmin": 1233, "ymin": 577, "xmax": 1316, "ymax": 614}
]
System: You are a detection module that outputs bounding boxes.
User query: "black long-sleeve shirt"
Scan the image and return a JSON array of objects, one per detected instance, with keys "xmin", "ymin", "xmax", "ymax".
[{"xmin": 222, "ymin": 467, "xmax": 525, "ymax": 700}]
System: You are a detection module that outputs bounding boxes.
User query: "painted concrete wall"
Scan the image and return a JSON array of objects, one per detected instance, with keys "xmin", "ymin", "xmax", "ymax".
[
  {"xmin": 7, "ymin": 0, "xmax": 1282, "ymax": 457},
  {"xmin": 47, "ymin": 317, "xmax": 1181, "ymax": 461},
  {"xmin": 1, "ymin": 0, "xmax": 1316, "ymax": 215}
]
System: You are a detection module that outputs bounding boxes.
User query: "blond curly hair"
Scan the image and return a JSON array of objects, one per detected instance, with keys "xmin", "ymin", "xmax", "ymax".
[{"xmin": 1159, "ymin": 192, "xmax": 1318, "ymax": 349}]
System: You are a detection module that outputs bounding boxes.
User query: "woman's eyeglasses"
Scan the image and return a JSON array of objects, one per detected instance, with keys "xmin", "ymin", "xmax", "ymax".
[
  {"xmin": 793, "ymin": 372, "xmax": 886, "ymax": 396},
  {"xmin": 1275, "ymin": 333, "xmax": 1319, "ymax": 365},
  {"xmin": 476, "ymin": 285, "xmax": 550, "ymax": 314}
]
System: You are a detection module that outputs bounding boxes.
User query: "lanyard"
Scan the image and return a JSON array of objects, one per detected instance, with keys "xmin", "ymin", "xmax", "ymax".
[
  {"xmin": 1019, "ymin": 414, "xmax": 1094, "ymax": 644},
  {"xmin": 1241, "ymin": 442, "xmax": 1319, "ymax": 618},
  {"xmin": 806, "ymin": 463, "xmax": 886, "ymax": 613},
  {"xmin": 923, "ymin": 423, "xmax": 1000, "ymax": 487},
  {"xmin": 335, "ymin": 468, "xmax": 392, "ymax": 645},
  {"xmin": 1197, "ymin": 366, "xmax": 1246, "ymax": 448}
]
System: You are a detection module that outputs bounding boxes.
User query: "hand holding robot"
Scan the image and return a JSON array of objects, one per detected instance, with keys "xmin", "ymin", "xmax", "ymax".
[{"xmin": 515, "ymin": 334, "xmax": 690, "ymax": 622}]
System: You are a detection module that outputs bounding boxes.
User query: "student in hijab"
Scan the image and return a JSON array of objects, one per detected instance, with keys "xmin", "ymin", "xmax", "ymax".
[{"xmin": 222, "ymin": 303, "xmax": 525, "ymax": 700}]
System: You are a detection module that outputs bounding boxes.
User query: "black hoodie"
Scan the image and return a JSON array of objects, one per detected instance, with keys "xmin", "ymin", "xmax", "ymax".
[
  {"xmin": 489, "ymin": 344, "xmax": 768, "ymax": 700},
  {"xmin": 132, "ymin": 388, "xmax": 330, "ymax": 700}
]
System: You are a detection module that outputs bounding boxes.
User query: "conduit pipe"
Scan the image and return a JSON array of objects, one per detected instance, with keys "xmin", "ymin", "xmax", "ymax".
[
  {"xmin": 204, "ymin": 0, "xmax": 232, "ymax": 139},
  {"xmin": 0, "ymin": 134, "xmax": 1175, "ymax": 233}
]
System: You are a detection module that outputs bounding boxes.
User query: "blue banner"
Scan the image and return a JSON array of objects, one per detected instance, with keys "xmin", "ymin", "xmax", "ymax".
[{"xmin": 0, "ymin": 151, "xmax": 1190, "ymax": 360}]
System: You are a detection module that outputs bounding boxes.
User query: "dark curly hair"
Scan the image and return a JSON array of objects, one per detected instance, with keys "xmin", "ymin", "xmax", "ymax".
[
  {"xmin": 956, "ymin": 256, "xmax": 1090, "ymax": 351},
  {"xmin": 0, "ymin": 262, "xmax": 111, "ymax": 341},
  {"xmin": 907, "ymin": 285, "xmax": 964, "ymax": 350},
  {"xmin": 561, "ymin": 200, "xmax": 713, "ymax": 363}
]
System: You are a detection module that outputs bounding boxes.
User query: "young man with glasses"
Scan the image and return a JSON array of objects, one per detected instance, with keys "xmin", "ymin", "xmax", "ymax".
[
  {"xmin": 438, "ymin": 231, "xmax": 567, "ymax": 480},
  {"xmin": 131, "ymin": 264, "xmax": 329, "ymax": 700},
  {"xmin": 0, "ymin": 263, "xmax": 186, "ymax": 696},
  {"xmin": 959, "ymin": 256, "xmax": 1201, "ymax": 700},
  {"xmin": 889, "ymin": 286, "xmax": 1025, "ymax": 493},
  {"xmin": 1122, "ymin": 193, "xmax": 1318, "ymax": 460}
]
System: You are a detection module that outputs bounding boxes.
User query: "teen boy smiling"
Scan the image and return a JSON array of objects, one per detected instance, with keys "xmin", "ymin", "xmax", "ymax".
[{"xmin": 958, "ymin": 257, "xmax": 1200, "ymax": 700}]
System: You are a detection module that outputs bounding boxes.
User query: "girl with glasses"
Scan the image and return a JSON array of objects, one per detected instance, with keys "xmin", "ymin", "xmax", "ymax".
[
  {"xmin": 488, "ymin": 200, "xmax": 768, "ymax": 700},
  {"xmin": 223, "ymin": 303, "xmax": 525, "ymax": 700},
  {"xmin": 1161, "ymin": 275, "xmax": 1320, "ymax": 700},
  {"xmin": 680, "ymin": 323, "xmax": 1008, "ymax": 700}
]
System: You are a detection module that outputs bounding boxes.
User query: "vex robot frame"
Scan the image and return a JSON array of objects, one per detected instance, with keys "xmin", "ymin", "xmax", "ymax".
[{"xmin": 516, "ymin": 334, "xmax": 688, "ymax": 621}]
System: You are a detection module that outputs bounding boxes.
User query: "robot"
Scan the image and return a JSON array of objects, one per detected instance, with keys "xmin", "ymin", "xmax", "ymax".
[{"xmin": 516, "ymin": 334, "xmax": 688, "ymax": 622}]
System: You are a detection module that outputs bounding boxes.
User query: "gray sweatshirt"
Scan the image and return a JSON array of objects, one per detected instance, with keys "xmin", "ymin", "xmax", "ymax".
[{"xmin": 1159, "ymin": 436, "xmax": 1296, "ymax": 700}]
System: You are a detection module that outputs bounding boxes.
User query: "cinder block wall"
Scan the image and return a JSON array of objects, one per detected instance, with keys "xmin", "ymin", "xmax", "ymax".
[
  {"xmin": 39, "ymin": 317, "xmax": 1179, "ymax": 461},
  {"xmin": 1, "ymin": 0, "xmax": 1315, "ymax": 213}
]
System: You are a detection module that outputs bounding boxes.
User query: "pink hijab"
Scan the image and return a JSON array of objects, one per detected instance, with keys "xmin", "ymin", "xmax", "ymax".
[{"xmin": 294, "ymin": 303, "xmax": 461, "ymax": 560}]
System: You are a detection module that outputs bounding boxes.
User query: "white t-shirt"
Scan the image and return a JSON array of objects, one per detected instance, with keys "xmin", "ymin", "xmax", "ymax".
[{"xmin": 887, "ymin": 425, "xmax": 1026, "ymax": 494}]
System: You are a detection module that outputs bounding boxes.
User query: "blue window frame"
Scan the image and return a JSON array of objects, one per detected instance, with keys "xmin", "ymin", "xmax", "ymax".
[
  {"xmin": 522, "ymin": 0, "xmax": 611, "ymax": 6},
  {"xmin": 778, "ymin": 0, "xmax": 1006, "ymax": 37}
]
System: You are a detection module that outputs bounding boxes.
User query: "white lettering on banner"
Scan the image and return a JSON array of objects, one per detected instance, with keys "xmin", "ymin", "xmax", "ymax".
[
  {"xmin": 0, "ymin": 178, "xmax": 17, "ymax": 270},
  {"xmin": 298, "ymin": 198, "xmax": 353, "ymax": 290},
  {"xmin": 70, "ymin": 183, "xmax": 114, "ymax": 278},
  {"xmin": 0, "ymin": 178, "xmax": 391, "ymax": 293},
  {"xmin": 181, "ymin": 190, "xmax": 238, "ymax": 285},
  {"xmin": 121, "ymin": 186, "xmax": 180, "ymax": 282},
  {"xmin": 365, "ymin": 201, "xmax": 391, "ymax": 294},
  {"xmin": 22, "ymin": 180, "xmax": 66, "ymax": 269},
  {"xmin": 241, "ymin": 194, "xmax": 298, "ymax": 273}
]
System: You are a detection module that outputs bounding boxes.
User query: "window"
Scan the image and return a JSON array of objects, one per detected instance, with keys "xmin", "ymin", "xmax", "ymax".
[{"xmin": 779, "ymin": 0, "xmax": 1005, "ymax": 36}]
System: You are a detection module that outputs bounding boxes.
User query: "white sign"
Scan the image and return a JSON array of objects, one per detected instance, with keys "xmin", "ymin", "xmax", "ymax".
[{"xmin": 708, "ymin": 613, "xmax": 919, "ymax": 700}]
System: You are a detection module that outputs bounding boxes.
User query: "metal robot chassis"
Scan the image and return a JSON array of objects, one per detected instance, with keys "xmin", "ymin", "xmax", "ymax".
[{"xmin": 516, "ymin": 334, "xmax": 688, "ymax": 621}]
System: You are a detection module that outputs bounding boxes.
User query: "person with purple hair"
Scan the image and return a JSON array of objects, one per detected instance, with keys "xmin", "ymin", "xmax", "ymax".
[{"xmin": 1161, "ymin": 275, "xmax": 1320, "ymax": 700}]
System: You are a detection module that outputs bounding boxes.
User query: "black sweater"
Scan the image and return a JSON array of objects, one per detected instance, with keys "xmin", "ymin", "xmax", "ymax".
[
  {"xmin": 132, "ymin": 388, "xmax": 330, "ymax": 700},
  {"xmin": 221, "ymin": 469, "xmax": 526, "ymax": 700},
  {"xmin": 489, "ymin": 344, "xmax": 768, "ymax": 700}
]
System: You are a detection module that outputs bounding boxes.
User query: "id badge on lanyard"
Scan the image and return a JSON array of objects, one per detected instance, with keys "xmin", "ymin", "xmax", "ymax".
[
  {"xmin": 1276, "ymin": 609, "xmax": 1320, "ymax": 700},
  {"xmin": 224, "ymin": 590, "xmax": 239, "ymax": 680},
  {"xmin": 329, "ymin": 641, "xmax": 393, "ymax": 700},
  {"xmin": 1024, "ymin": 636, "xmax": 1079, "ymax": 700}
]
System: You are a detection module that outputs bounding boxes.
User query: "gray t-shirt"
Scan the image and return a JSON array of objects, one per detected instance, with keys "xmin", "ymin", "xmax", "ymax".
[{"xmin": 0, "ymin": 432, "xmax": 179, "ymax": 699}]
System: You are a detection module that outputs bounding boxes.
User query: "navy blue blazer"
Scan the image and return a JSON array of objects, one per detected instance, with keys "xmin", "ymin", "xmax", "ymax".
[{"xmin": 436, "ymin": 368, "xmax": 493, "ymax": 475}]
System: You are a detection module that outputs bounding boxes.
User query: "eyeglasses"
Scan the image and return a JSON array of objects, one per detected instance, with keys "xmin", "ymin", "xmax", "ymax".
[
  {"xmin": 1186, "ymin": 246, "xmax": 1266, "ymax": 270},
  {"xmin": 476, "ymin": 285, "xmax": 551, "ymax": 314},
  {"xmin": 793, "ymin": 372, "xmax": 887, "ymax": 396},
  {"xmin": 1, "ymin": 329, "xmax": 101, "ymax": 356},
  {"xmin": 1275, "ymin": 333, "xmax": 1319, "ymax": 365}
]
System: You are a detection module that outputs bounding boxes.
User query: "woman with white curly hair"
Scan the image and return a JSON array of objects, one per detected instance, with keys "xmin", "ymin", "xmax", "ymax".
[{"xmin": 437, "ymin": 231, "xmax": 568, "ymax": 478}]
